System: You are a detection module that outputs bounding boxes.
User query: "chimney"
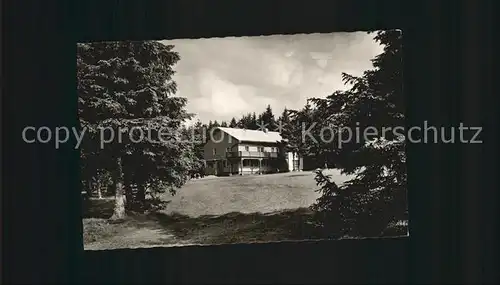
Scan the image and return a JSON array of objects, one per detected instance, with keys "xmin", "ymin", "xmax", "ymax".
[{"xmin": 263, "ymin": 128, "xmax": 268, "ymax": 133}]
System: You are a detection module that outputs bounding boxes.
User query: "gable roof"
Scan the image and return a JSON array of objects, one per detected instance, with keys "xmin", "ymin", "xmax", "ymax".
[{"xmin": 216, "ymin": 127, "xmax": 283, "ymax": 143}]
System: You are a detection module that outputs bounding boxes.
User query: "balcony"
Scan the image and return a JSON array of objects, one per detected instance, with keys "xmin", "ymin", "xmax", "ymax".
[{"xmin": 226, "ymin": 151, "xmax": 278, "ymax": 158}]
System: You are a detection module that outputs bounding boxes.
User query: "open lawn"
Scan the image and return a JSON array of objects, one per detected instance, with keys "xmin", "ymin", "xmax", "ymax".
[
  {"xmin": 83, "ymin": 170, "xmax": 354, "ymax": 250},
  {"xmin": 163, "ymin": 169, "xmax": 352, "ymax": 216}
]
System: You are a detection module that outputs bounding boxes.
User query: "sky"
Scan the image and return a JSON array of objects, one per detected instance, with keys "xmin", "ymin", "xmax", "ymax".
[{"xmin": 160, "ymin": 31, "xmax": 384, "ymax": 125}]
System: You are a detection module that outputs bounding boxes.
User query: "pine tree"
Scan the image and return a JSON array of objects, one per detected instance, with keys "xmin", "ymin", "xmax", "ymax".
[
  {"xmin": 181, "ymin": 120, "xmax": 206, "ymax": 179},
  {"xmin": 310, "ymin": 30, "xmax": 405, "ymax": 237},
  {"xmin": 229, "ymin": 117, "xmax": 238, "ymax": 128},
  {"xmin": 238, "ymin": 113, "xmax": 252, "ymax": 129},
  {"xmin": 77, "ymin": 41, "xmax": 193, "ymax": 218},
  {"xmin": 260, "ymin": 104, "xmax": 277, "ymax": 130},
  {"xmin": 287, "ymin": 101, "xmax": 317, "ymax": 158},
  {"xmin": 250, "ymin": 112, "xmax": 258, "ymax": 129}
]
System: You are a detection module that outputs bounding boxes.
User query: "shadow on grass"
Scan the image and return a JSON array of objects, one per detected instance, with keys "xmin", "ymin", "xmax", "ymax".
[
  {"xmin": 82, "ymin": 197, "xmax": 174, "ymax": 220},
  {"xmin": 146, "ymin": 208, "xmax": 326, "ymax": 245},
  {"xmin": 82, "ymin": 197, "xmax": 328, "ymax": 246},
  {"xmin": 82, "ymin": 198, "xmax": 407, "ymax": 247},
  {"xmin": 82, "ymin": 198, "xmax": 115, "ymax": 219},
  {"xmin": 285, "ymin": 173, "xmax": 312, "ymax": 178}
]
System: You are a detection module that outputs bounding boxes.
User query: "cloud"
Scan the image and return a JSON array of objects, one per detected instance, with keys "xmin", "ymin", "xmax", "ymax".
[
  {"xmin": 161, "ymin": 31, "xmax": 384, "ymax": 123},
  {"xmin": 192, "ymin": 69, "xmax": 252, "ymax": 117}
]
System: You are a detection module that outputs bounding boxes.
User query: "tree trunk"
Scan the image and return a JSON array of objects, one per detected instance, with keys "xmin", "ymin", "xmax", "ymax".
[
  {"xmin": 87, "ymin": 179, "xmax": 93, "ymax": 196},
  {"xmin": 111, "ymin": 156, "xmax": 126, "ymax": 220},
  {"xmin": 124, "ymin": 173, "xmax": 134, "ymax": 212},
  {"xmin": 135, "ymin": 183, "xmax": 146, "ymax": 213},
  {"xmin": 96, "ymin": 179, "xmax": 103, "ymax": 199}
]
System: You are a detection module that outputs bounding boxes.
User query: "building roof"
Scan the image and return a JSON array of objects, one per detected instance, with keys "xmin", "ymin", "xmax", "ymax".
[{"xmin": 216, "ymin": 127, "xmax": 284, "ymax": 143}]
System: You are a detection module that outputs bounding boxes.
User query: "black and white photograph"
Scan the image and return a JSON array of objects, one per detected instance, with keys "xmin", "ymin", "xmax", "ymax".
[{"xmin": 77, "ymin": 30, "xmax": 407, "ymax": 251}]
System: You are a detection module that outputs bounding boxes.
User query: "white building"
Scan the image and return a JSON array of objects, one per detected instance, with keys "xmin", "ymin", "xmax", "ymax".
[{"xmin": 203, "ymin": 127, "xmax": 303, "ymax": 176}]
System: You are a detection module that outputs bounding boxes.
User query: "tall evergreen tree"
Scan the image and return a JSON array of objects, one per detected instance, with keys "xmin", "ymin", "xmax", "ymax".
[
  {"xmin": 286, "ymin": 101, "xmax": 317, "ymax": 157},
  {"xmin": 77, "ymin": 41, "xmax": 193, "ymax": 218},
  {"xmin": 310, "ymin": 30, "xmax": 405, "ymax": 237},
  {"xmin": 260, "ymin": 104, "xmax": 277, "ymax": 130},
  {"xmin": 182, "ymin": 120, "xmax": 206, "ymax": 179}
]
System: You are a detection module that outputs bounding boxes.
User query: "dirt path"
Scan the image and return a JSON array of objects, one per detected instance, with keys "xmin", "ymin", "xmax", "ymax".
[{"xmin": 84, "ymin": 221, "xmax": 198, "ymax": 251}]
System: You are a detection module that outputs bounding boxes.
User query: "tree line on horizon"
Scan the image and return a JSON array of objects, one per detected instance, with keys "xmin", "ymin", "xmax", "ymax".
[
  {"xmin": 78, "ymin": 29, "xmax": 405, "ymax": 237},
  {"xmin": 195, "ymin": 103, "xmax": 280, "ymax": 131}
]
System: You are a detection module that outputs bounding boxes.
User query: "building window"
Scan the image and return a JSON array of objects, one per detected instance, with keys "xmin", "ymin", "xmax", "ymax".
[
  {"xmin": 245, "ymin": 146, "xmax": 249, "ymax": 151},
  {"xmin": 258, "ymin": 147, "xmax": 264, "ymax": 152}
]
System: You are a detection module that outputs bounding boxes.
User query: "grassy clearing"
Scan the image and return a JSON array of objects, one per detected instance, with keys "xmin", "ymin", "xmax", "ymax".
[
  {"xmin": 161, "ymin": 169, "xmax": 352, "ymax": 216},
  {"xmin": 82, "ymin": 170, "xmax": 359, "ymax": 250}
]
